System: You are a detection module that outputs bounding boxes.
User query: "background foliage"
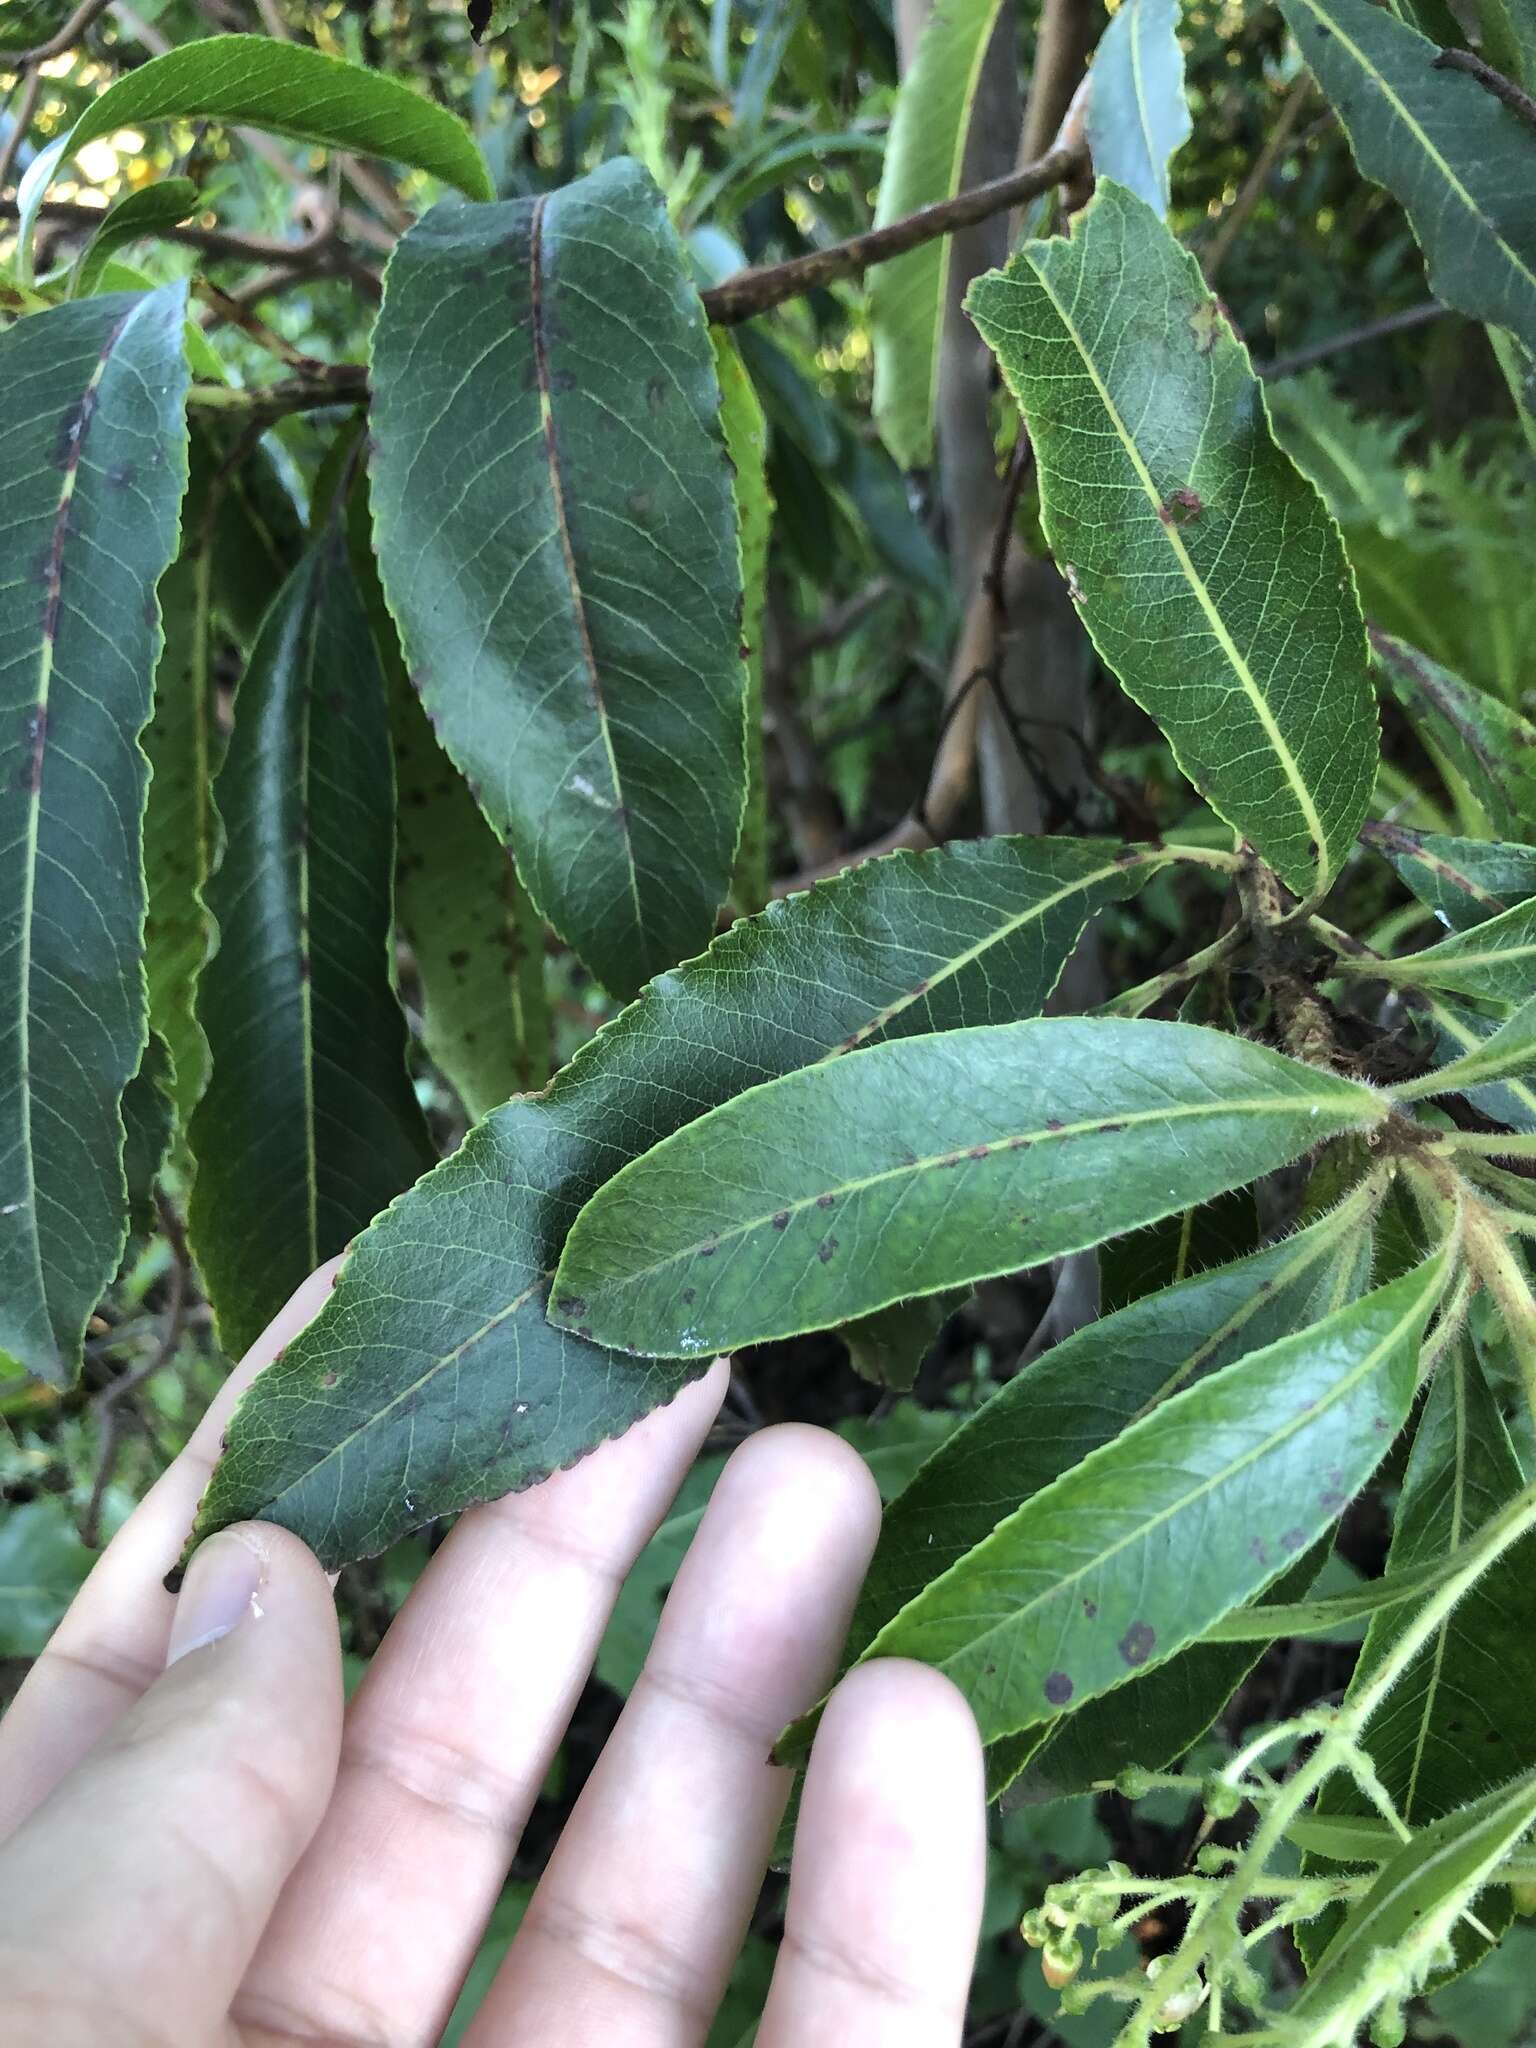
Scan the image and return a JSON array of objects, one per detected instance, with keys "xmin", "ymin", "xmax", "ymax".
[{"xmin": 3, "ymin": 0, "xmax": 1536, "ymax": 2041}]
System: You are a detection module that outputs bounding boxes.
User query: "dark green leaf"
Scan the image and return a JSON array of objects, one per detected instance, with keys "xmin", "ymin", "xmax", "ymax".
[
  {"xmin": 17, "ymin": 35, "xmax": 491, "ymax": 268},
  {"xmin": 968, "ymin": 183, "xmax": 1377, "ymax": 899},
  {"xmin": 369, "ymin": 159, "xmax": 747, "ymax": 997},
  {"xmin": 69, "ymin": 179, "xmax": 198, "ymax": 300},
  {"xmin": 187, "ymin": 543, "xmax": 433, "ymax": 1359},
  {"xmin": 868, "ymin": 0, "xmax": 1006, "ymax": 466},
  {"xmin": 1279, "ymin": 0, "xmax": 1536, "ymax": 355},
  {"xmin": 840, "ymin": 1291, "xmax": 958, "ymax": 1392},
  {"xmin": 823, "ymin": 1246, "xmax": 1448, "ymax": 1748},
  {"xmin": 0, "ymin": 287, "xmax": 189, "ymax": 1384},
  {"xmin": 551, "ymin": 1018, "xmax": 1387, "ymax": 1359},
  {"xmin": 1085, "ymin": 0, "xmax": 1190, "ymax": 215},
  {"xmin": 1371, "ymin": 821, "xmax": 1536, "ymax": 933},
  {"xmin": 192, "ymin": 835, "xmax": 1165, "ymax": 1565},
  {"xmin": 1424, "ymin": 996, "xmax": 1536, "ymax": 1133},
  {"xmin": 784, "ymin": 1198, "xmax": 1374, "ymax": 1781},
  {"xmin": 393, "ymin": 684, "xmax": 550, "ymax": 1118},
  {"xmin": 1372, "ymin": 631, "xmax": 1536, "ymax": 841}
]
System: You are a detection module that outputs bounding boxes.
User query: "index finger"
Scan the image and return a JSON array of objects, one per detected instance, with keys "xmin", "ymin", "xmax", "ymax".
[{"xmin": 0, "ymin": 1259, "xmax": 342, "ymax": 1840}]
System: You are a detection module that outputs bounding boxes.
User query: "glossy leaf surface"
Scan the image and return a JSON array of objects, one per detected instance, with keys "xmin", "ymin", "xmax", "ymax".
[
  {"xmin": 370, "ymin": 159, "xmax": 746, "ymax": 996},
  {"xmin": 187, "ymin": 544, "xmax": 433, "ymax": 1359},
  {"xmin": 968, "ymin": 183, "xmax": 1377, "ymax": 898},
  {"xmin": 0, "ymin": 287, "xmax": 189, "ymax": 1383},
  {"xmin": 839, "ymin": 1248, "xmax": 1446, "ymax": 1746},
  {"xmin": 193, "ymin": 836, "xmax": 1164, "ymax": 1564},
  {"xmin": 551, "ymin": 1018, "xmax": 1386, "ymax": 1358}
]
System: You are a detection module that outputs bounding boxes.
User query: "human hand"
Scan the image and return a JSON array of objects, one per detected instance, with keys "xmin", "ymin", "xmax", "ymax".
[{"xmin": 0, "ymin": 1264, "xmax": 985, "ymax": 2046}]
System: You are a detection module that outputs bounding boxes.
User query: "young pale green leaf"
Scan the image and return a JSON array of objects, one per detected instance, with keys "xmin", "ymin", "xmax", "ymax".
[
  {"xmin": 0, "ymin": 288, "xmax": 189, "ymax": 1384},
  {"xmin": 967, "ymin": 183, "xmax": 1377, "ymax": 899},
  {"xmin": 392, "ymin": 682, "xmax": 550, "ymax": 1117},
  {"xmin": 1370, "ymin": 821, "xmax": 1536, "ymax": 934},
  {"xmin": 550, "ymin": 1018, "xmax": 1387, "ymax": 1359},
  {"xmin": 1279, "ymin": 0, "xmax": 1536, "ymax": 356},
  {"xmin": 1084, "ymin": 0, "xmax": 1190, "ymax": 216},
  {"xmin": 187, "ymin": 543, "xmax": 433, "ymax": 1360},
  {"xmin": 836, "ymin": 1246, "xmax": 1447, "ymax": 1748},
  {"xmin": 1306, "ymin": 1343, "xmax": 1536, "ymax": 1959},
  {"xmin": 369, "ymin": 159, "xmax": 746, "ymax": 998},
  {"xmin": 1378, "ymin": 898, "xmax": 1536, "ymax": 1008},
  {"xmin": 16, "ymin": 35, "xmax": 491, "ymax": 270},
  {"xmin": 69, "ymin": 179, "xmax": 198, "ymax": 300},
  {"xmin": 785, "ymin": 1200, "xmax": 1373, "ymax": 1782},
  {"xmin": 715, "ymin": 333, "xmax": 772, "ymax": 917},
  {"xmin": 192, "ymin": 836, "xmax": 1166, "ymax": 1565},
  {"xmin": 1402, "ymin": 992, "xmax": 1536, "ymax": 1099},
  {"xmin": 868, "ymin": 0, "xmax": 1005, "ymax": 467},
  {"xmin": 1292, "ymin": 1768, "xmax": 1536, "ymax": 2036},
  {"xmin": 1267, "ymin": 371, "xmax": 1417, "ymax": 539},
  {"xmin": 1371, "ymin": 631, "xmax": 1536, "ymax": 841}
]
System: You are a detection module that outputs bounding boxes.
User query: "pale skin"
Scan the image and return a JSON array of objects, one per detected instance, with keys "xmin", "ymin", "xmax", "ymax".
[{"xmin": 0, "ymin": 1262, "xmax": 987, "ymax": 2046}]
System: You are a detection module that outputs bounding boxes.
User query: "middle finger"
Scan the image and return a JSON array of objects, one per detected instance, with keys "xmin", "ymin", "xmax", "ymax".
[{"xmin": 234, "ymin": 1362, "xmax": 728, "ymax": 2048}]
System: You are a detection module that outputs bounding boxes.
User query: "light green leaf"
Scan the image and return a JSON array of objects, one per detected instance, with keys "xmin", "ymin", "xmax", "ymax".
[
  {"xmin": 187, "ymin": 543, "xmax": 433, "ymax": 1360},
  {"xmin": 192, "ymin": 835, "xmax": 1167, "ymax": 1566},
  {"xmin": 0, "ymin": 287, "xmax": 189, "ymax": 1385},
  {"xmin": 1279, "ymin": 0, "xmax": 1536, "ymax": 356},
  {"xmin": 0, "ymin": 1497, "xmax": 93, "ymax": 1655},
  {"xmin": 1266, "ymin": 369, "xmax": 1416, "ymax": 538},
  {"xmin": 69, "ymin": 179, "xmax": 197, "ymax": 300},
  {"xmin": 1376, "ymin": 897, "xmax": 1536, "ymax": 1007},
  {"xmin": 833, "ymin": 1246, "xmax": 1447, "ymax": 1748},
  {"xmin": 1292, "ymin": 1767, "xmax": 1536, "ymax": 2036},
  {"xmin": 393, "ymin": 684, "xmax": 550, "ymax": 1117},
  {"xmin": 716, "ymin": 333, "xmax": 772, "ymax": 917},
  {"xmin": 1371, "ymin": 630, "xmax": 1536, "ymax": 841},
  {"xmin": 550, "ymin": 1018, "xmax": 1388, "ymax": 1358},
  {"xmin": 369, "ymin": 159, "xmax": 747, "ymax": 998},
  {"xmin": 1401, "ymin": 991, "xmax": 1536, "ymax": 1099},
  {"xmin": 16, "ymin": 35, "xmax": 491, "ymax": 273},
  {"xmin": 792, "ymin": 1198, "xmax": 1374, "ymax": 1785},
  {"xmin": 869, "ymin": 0, "xmax": 1006, "ymax": 467},
  {"xmin": 967, "ymin": 182, "xmax": 1377, "ymax": 898},
  {"xmin": 1085, "ymin": 0, "xmax": 1190, "ymax": 216}
]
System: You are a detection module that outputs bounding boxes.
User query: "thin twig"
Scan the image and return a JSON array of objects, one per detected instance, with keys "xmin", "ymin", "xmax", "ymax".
[
  {"xmin": 2, "ymin": 0, "xmax": 114, "ymax": 66},
  {"xmin": 1433, "ymin": 46, "xmax": 1536, "ymax": 132},
  {"xmin": 1, "ymin": 194, "xmax": 347, "ymax": 267},
  {"xmin": 1203, "ymin": 74, "xmax": 1312, "ymax": 284},
  {"xmin": 1259, "ymin": 302, "xmax": 1448, "ymax": 380},
  {"xmin": 186, "ymin": 362, "xmax": 368, "ymax": 416},
  {"xmin": 80, "ymin": 1198, "xmax": 188, "ymax": 1549},
  {"xmin": 0, "ymin": 69, "xmax": 42, "ymax": 195},
  {"xmin": 193, "ymin": 275, "xmax": 327, "ymax": 370},
  {"xmin": 700, "ymin": 142, "xmax": 1086, "ymax": 325}
]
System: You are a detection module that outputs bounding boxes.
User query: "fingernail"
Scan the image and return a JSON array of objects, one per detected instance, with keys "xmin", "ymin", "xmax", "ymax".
[{"xmin": 166, "ymin": 1529, "xmax": 266, "ymax": 1666}]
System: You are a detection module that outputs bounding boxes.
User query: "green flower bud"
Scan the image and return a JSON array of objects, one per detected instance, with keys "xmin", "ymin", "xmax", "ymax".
[
  {"xmin": 1116, "ymin": 1765, "xmax": 1156, "ymax": 1799},
  {"xmin": 1041, "ymin": 1934, "xmax": 1084, "ymax": 1990}
]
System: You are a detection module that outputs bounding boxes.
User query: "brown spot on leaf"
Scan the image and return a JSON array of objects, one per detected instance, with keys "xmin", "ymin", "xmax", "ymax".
[
  {"xmin": 968, "ymin": 1144, "xmax": 989, "ymax": 1160},
  {"xmin": 771, "ymin": 1211, "xmax": 790, "ymax": 1231},
  {"xmin": 1158, "ymin": 487, "xmax": 1202, "ymax": 527},
  {"xmin": 818, "ymin": 1234, "xmax": 839, "ymax": 1263},
  {"xmin": 1119, "ymin": 1621, "xmax": 1156, "ymax": 1666},
  {"xmin": 1044, "ymin": 1671, "xmax": 1075, "ymax": 1706},
  {"xmin": 558, "ymin": 1295, "xmax": 587, "ymax": 1319},
  {"xmin": 817, "ymin": 1193, "xmax": 835, "ymax": 1209},
  {"xmin": 1281, "ymin": 1527, "xmax": 1306, "ymax": 1552},
  {"xmin": 699, "ymin": 1241, "xmax": 718, "ymax": 1257}
]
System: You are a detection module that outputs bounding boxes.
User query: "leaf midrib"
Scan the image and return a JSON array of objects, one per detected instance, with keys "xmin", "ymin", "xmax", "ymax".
[
  {"xmin": 12, "ymin": 299, "xmax": 138, "ymax": 1370},
  {"xmin": 1026, "ymin": 254, "xmax": 1334, "ymax": 891},
  {"xmin": 527, "ymin": 193, "xmax": 645, "ymax": 955},
  {"xmin": 1288, "ymin": 0, "xmax": 1536, "ymax": 305},
  {"xmin": 871, "ymin": 1268, "xmax": 1433, "ymax": 1689},
  {"xmin": 578, "ymin": 1087, "xmax": 1376, "ymax": 1294}
]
